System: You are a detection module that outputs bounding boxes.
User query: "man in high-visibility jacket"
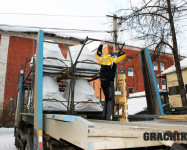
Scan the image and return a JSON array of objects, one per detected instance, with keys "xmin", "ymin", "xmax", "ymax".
[{"xmin": 97, "ymin": 40, "xmax": 126, "ymax": 120}]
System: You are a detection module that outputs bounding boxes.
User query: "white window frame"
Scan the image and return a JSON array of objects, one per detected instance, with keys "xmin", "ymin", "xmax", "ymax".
[
  {"xmin": 153, "ymin": 62, "xmax": 158, "ymax": 71},
  {"xmin": 161, "ymin": 79, "xmax": 166, "ymax": 89},
  {"xmin": 128, "ymin": 68, "xmax": 133, "ymax": 77},
  {"xmin": 160, "ymin": 62, "xmax": 165, "ymax": 72}
]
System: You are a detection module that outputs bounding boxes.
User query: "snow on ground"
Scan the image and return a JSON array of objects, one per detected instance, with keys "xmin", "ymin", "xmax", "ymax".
[
  {"xmin": 129, "ymin": 91, "xmax": 145, "ymax": 98},
  {"xmin": 0, "ymin": 128, "xmax": 16, "ymax": 150},
  {"xmin": 128, "ymin": 97, "xmax": 147, "ymax": 115}
]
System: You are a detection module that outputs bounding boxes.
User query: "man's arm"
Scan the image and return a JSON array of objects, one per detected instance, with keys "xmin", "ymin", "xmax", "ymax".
[
  {"xmin": 97, "ymin": 40, "xmax": 105, "ymax": 56},
  {"xmin": 97, "ymin": 44, "xmax": 103, "ymax": 56}
]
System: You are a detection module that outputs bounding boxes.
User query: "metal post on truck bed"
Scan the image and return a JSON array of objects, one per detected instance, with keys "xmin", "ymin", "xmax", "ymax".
[
  {"xmin": 33, "ymin": 30, "xmax": 44, "ymax": 150},
  {"xmin": 139, "ymin": 48, "xmax": 164, "ymax": 115},
  {"xmin": 15, "ymin": 70, "xmax": 24, "ymax": 128}
]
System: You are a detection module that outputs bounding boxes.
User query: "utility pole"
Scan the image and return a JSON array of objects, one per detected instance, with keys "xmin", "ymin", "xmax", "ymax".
[
  {"xmin": 113, "ymin": 14, "xmax": 118, "ymax": 52},
  {"xmin": 107, "ymin": 14, "xmax": 119, "ymax": 52},
  {"xmin": 113, "ymin": 14, "xmax": 118, "ymax": 91},
  {"xmin": 107, "ymin": 14, "xmax": 121, "ymax": 91}
]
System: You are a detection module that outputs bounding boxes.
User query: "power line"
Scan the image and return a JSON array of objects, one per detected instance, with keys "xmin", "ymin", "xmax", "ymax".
[
  {"xmin": 0, "ymin": 12, "xmax": 106, "ymax": 18},
  {"xmin": 0, "ymin": 24, "xmax": 112, "ymax": 33}
]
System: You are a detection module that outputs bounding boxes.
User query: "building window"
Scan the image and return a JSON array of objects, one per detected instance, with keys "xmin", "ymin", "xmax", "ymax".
[
  {"xmin": 153, "ymin": 62, "xmax": 158, "ymax": 70},
  {"xmin": 156, "ymin": 79, "xmax": 159, "ymax": 89},
  {"xmin": 169, "ymin": 86, "xmax": 180, "ymax": 95},
  {"xmin": 161, "ymin": 79, "xmax": 166, "ymax": 89},
  {"xmin": 120, "ymin": 59, "xmax": 125, "ymax": 63},
  {"xmin": 160, "ymin": 62, "xmax": 165, "ymax": 72},
  {"xmin": 129, "ymin": 87, "xmax": 134, "ymax": 94},
  {"xmin": 128, "ymin": 58, "xmax": 133, "ymax": 65},
  {"xmin": 119, "ymin": 66, "xmax": 125, "ymax": 74},
  {"xmin": 128, "ymin": 68, "xmax": 133, "ymax": 77}
]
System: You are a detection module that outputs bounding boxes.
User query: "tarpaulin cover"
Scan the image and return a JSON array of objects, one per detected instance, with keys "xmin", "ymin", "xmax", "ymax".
[
  {"xmin": 43, "ymin": 76, "xmax": 67, "ymax": 111},
  {"xmin": 30, "ymin": 41, "xmax": 69, "ymax": 73},
  {"xmin": 64, "ymin": 79, "xmax": 102, "ymax": 111},
  {"xmin": 31, "ymin": 42, "xmax": 102, "ymax": 111},
  {"xmin": 67, "ymin": 45, "xmax": 100, "ymax": 74},
  {"xmin": 43, "ymin": 76, "xmax": 102, "ymax": 111}
]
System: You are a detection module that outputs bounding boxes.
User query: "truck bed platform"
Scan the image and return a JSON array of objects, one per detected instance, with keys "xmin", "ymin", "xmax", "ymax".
[{"xmin": 41, "ymin": 114, "xmax": 187, "ymax": 149}]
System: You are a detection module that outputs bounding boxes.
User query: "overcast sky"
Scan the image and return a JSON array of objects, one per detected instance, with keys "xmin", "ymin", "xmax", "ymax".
[{"xmin": 0, "ymin": 0, "xmax": 186, "ymax": 56}]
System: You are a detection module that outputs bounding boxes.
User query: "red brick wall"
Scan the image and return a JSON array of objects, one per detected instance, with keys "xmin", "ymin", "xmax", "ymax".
[
  {"xmin": 2, "ymin": 36, "xmax": 35, "ymax": 124},
  {"xmin": 151, "ymin": 54, "xmax": 174, "ymax": 89},
  {"xmin": 123, "ymin": 50, "xmax": 174, "ymax": 93},
  {"xmin": 59, "ymin": 44, "xmax": 69, "ymax": 59},
  {"xmin": 122, "ymin": 48, "xmax": 144, "ymax": 93}
]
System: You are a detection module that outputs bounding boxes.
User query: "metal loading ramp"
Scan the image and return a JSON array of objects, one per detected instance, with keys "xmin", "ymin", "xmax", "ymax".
[{"xmin": 43, "ymin": 114, "xmax": 187, "ymax": 149}]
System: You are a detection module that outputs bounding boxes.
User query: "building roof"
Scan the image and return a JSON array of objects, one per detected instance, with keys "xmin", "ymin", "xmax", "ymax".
[
  {"xmin": 162, "ymin": 58, "xmax": 187, "ymax": 74},
  {"xmin": 0, "ymin": 25, "xmax": 85, "ymax": 44},
  {"xmin": 0, "ymin": 25, "xmax": 186, "ymax": 58}
]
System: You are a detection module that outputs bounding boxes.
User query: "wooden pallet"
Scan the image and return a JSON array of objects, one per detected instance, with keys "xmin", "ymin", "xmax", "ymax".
[
  {"xmin": 115, "ymin": 74, "xmax": 128, "ymax": 122},
  {"xmin": 159, "ymin": 115, "xmax": 187, "ymax": 120}
]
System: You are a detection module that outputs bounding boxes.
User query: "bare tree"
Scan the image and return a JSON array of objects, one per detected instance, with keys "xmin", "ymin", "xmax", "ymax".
[{"xmin": 117, "ymin": 0, "xmax": 187, "ymax": 106}]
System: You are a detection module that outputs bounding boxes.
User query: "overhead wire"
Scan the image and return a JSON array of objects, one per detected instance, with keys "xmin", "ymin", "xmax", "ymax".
[{"xmin": 0, "ymin": 12, "xmax": 106, "ymax": 18}]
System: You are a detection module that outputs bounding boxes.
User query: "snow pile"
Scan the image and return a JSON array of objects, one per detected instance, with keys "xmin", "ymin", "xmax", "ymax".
[
  {"xmin": 115, "ymin": 92, "xmax": 147, "ymax": 115},
  {"xmin": 0, "ymin": 26, "xmax": 38, "ymax": 33},
  {"xmin": 64, "ymin": 79, "xmax": 102, "ymax": 111},
  {"xmin": 42, "ymin": 41, "xmax": 69, "ymax": 68},
  {"xmin": 43, "ymin": 76, "xmax": 67, "ymax": 111},
  {"xmin": 30, "ymin": 41, "xmax": 70, "ymax": 73},
  {"xmin": 0, "ymin": 26, "xmax": 84, "ymax": 42},
  {"xmin": 67, "ymin": 45, "xmax": 100, "ymax": 73},
  {"xmin": 0, "ymin": 128, "xmax": 16, "ymax": 150},
  {"xmin": 162, "ymin": 58, "xmax": 187, "ymax": 75},
  {"xmin": 127, "ymin": 97, "xmax": 147, "ymax": 115},
  {"xmin": 115, "ymin": 91, "xmax": 121, "ymax": 95}
]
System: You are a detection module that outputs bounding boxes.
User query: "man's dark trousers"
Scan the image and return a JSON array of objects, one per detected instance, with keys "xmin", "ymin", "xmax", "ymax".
[{"xmin": 101, "ymin": 80, "xmax": 115, "ymax": 120}]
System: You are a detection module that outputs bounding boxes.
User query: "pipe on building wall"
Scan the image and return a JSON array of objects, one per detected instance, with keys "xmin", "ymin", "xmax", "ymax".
[{"xmin": 0, "ymin": 35, "xmax": 10, "ymax": 122}]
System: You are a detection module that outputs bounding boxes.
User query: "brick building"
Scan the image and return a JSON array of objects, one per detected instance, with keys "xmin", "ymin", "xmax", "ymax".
[{"xmin": 0, "ymin": 28, "xmax": 177, "ymax": 125}]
